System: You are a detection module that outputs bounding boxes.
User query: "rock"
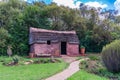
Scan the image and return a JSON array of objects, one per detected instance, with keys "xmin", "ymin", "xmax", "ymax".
[
  {"xmin": 29, "ymin": 60, "xmax": 34, "ymax": 63},
  {"xmin": 24, "ymin": 62, "xmax": 31, "ymax": 65}
]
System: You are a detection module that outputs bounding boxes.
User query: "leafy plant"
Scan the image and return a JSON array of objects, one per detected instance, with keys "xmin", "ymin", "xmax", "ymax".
[
  {"xmin": 102, "ymin": 40, "xmax": 120, "ymax": 73},
  {"xmin": 89, "ymin": 55, "xmax": 100, "ymax": 61},
  {"xmin": 80, "ymin": 60, "xmax": 88, "ymax": 69},
  {"xmin": 80, "ymin": 45, "xmax": 85, "ymax": 48},
  {"xmin": 12, "ymin": 55, "xmax": 19, "ymax": 64}
]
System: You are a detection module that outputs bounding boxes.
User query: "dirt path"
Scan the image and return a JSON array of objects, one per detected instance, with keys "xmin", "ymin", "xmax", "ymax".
[{"xmin": 45, "ymin": 58, "xmax": 88, "ymax": 80}]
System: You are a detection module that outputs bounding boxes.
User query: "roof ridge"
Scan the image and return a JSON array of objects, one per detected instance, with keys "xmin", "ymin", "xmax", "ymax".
[{"xmin": 30, "ymin": 27, "xmax": 76, "ymax": 34}]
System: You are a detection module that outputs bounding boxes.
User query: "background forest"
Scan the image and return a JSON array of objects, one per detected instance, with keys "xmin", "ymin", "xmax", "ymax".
[{"xmin": 0, "ymin": 0, "xmax": 120, "ymax": 55}]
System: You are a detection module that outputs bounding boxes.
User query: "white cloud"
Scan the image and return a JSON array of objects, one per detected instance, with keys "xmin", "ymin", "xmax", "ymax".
[
  {"xmin": 85, "ymin": 1, "xmax": 108, "ymax": 8},
  {"xmin": 52, "ymin": 0, "xmax": 108, "ymax": 9},
  {"xmin": 52, "ymin": 0, "xmax": 81, "ymax": 8},
  {"xmin": 114, "ymin": 0, "xmax": 120, "ymax": 15}
]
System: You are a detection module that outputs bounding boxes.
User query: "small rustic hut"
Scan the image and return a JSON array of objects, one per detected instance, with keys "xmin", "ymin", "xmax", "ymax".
[{"xmin": 29, "ymin": 27, "xmax": 80, "ymax": 57}]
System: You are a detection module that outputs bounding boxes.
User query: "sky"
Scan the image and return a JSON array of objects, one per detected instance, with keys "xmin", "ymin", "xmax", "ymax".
[{"xmin": 26, "ymin": 0, "xmax": 120, "ymax": 14}]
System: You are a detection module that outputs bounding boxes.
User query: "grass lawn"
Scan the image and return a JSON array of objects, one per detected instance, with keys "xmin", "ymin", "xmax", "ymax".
[
  {"xmin": 0, "ymin": 56, "xmax": 67, "ymax": 80},
  {"xmin": 67, "ymin": 70, "xmax": 108, "ymax": 80}
]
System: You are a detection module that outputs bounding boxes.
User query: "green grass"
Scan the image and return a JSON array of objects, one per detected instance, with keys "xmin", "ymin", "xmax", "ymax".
[
  {"xmin": 67, "ymin": 70, "xmax": 108, "ymax": 80},
  {"xmin": 0, "ymin": 56, "xmax": 67, "ymax": 80}
]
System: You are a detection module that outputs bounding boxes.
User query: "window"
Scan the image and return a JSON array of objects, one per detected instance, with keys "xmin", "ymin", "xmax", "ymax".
[{"xmin": 47, "ymin": 40, "xmax": 51, "ymax": 45}]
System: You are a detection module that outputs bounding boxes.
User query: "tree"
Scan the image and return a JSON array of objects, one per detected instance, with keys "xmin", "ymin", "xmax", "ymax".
[
  {"xmin": 23, "ymin": 4, "xmax": 50, "ymax": 28},
  {"xmin": 0, "ymin": 28, "xmax": 11, "ymax": 55},
  {"xmin": 44, "ymin": 3, "xmax": 63, "ymax": 30}
]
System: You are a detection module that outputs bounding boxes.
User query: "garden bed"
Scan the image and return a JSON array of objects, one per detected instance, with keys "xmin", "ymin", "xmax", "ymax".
[
  {"xmin": 79, "ymin": 54, "xmax": 120, "ymax": 80},
  {"xmin": 0, "ymin": 56, "xmax": 61, "ymax": 66}
]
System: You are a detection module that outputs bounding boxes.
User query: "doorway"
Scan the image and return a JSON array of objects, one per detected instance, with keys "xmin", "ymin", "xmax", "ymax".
[{"xmin": 61, "ymin": 42, "xmax": 67, "ymax": 55}]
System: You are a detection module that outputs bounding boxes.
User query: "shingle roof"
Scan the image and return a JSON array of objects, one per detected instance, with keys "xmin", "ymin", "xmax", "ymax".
[{"xmin": 29, "ymin": 27, "xmax": 79, "ymax": 44}]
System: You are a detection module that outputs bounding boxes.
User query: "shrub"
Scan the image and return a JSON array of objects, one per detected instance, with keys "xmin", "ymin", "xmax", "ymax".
[
  {"xmin": 101, "ymin": 40, "xmax": 120, "ymax": 73},
  {"xmin": 80, "ymin": 59, "xmax": 104, "ymax": 74},
  {"xmin": 80, "ymin": 60, "xmax": 88, "ymax": 69},
  {"xmin": 80, "ymin": 45, "xmax": 85, "ymax": 48},
  {"xmin": 89, "ymin": 55, "xmax": 100, "ymax": 61},
  {"xmin": 12, "ymin": 55, "xmax": 19, "ymax": 64}
]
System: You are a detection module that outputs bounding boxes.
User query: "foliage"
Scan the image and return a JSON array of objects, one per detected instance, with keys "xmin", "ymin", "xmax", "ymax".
[
  {"xmin": 12, "ymin": 55, "xmax": 19, "ymax": 64},
  {"xmin": 78, "ymin": 54, "xmax": 120, "ymax": 80},
  {"xmin": 97, "ymin": 69, "xmax": 120, "ymax": 80},
  {"xmin": 80, "ymin": 60, "xmax": 88, "ymax": 69},
  {"xmin": 80, "ymin": 58, "xmax": 104, "ymax": 75},
  {"xmin": 80, "ymin": 45, "xmax": 85, "ymax": 48},
  {"xmin": 0, "ymin": 28, "xmax": 11, "ymax": 55},
  {"xmin": 79, "ymin": 63, "xmax": 120, "ymax": 80},
  {"xmin": 0, "ymin": 28, "xmax": 10, "ymax": 46},
  {"xmin": 88, "ymin": 55, "xmax": 100, "ymax": 61},
  {"xmin": 2, "ymin": 55, "xmax": 19, "ymax": 66},
  {"xmin": 0, "ymin": 28, "xmax": 9, "ymax": 47},
  {"xmin": 102, "ymin": 40, "xmax": 120, "ymax": 73}
]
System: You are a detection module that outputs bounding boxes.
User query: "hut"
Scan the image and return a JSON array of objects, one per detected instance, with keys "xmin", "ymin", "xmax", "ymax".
[{"xmin": 29, "ymin": 27, "xmax": 80, "ymax": 57}]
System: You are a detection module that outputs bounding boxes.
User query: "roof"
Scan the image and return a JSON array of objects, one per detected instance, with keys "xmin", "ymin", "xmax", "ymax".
[
  {"xmin": 29, "ymin": 27, "xmax": 79, "ymax": 44},
  {"xmin": 30, "ymin": 27, "xmax": 76, "ymax": 34}
]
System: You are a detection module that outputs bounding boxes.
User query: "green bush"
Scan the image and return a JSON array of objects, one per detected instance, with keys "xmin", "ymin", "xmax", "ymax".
[
  {"xmin": 12, "ymin": 55, "xmax": 20, "ymax": 64},
  {"xmin": 80, "ymin": 59, "xmax": 104, "ymax": 75},
  {"xmin": 89, "ymin": 55, "xmax": 100, "ymax": 61},
  {"xmin": 101, "ymin": 40, "xmax": 120, "ymax": 73},
  {"xmin": 80, "ymin": 60, "xmax": 88, "ymax": 69},
  {"xmin": 80, "ymin": 45, "xmax": 85, "ymax": 48}
]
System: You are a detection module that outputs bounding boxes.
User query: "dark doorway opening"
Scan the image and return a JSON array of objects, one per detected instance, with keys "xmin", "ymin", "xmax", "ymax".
[
  {"xmin": 61, "ymin": 42, "xmax": 67, "ymax": 55},
  {"xmin": 47, "ymin": 40, "xmax": 51, "ymax": 45}
]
